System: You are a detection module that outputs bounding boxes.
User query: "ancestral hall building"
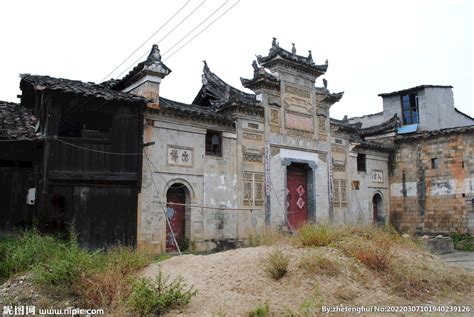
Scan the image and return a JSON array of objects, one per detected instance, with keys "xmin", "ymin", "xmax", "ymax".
[{"xmin": 1, "ymin": 39, "xmax": 472, "ymax": 251}]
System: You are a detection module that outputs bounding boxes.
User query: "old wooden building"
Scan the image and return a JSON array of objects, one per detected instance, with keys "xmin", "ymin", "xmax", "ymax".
[{"xmin": 1, "ymin": 75, "xmax": 146, "ymax": 248}]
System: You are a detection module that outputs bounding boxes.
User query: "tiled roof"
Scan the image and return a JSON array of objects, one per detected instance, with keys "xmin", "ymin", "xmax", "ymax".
[
  {"xmin": 396, "ymin": 124, "xmax": 474, "ymax": 141},
  {"xmin": 256, "ymin": 38, "xmax": 328, "ymax": 77},
  {"xmin": 359, "ymin": 114, "xmax": 400, "ymax": 137},
  {"xmin": 20, "ymin": 74, "xmax": 146, "ymax": 103},
  {"xmin": 193, "ymin": 61, "xmax": 257, "ymax": 107},
  {"xmin": 158, "ymin": 97, "xmax": 234, "ymax": 125},
  {"xmin": 0, "ymin": 101, "xmax": 38, "ymax": 140},
  {"xmin": 104, "ymin": 44, "xmax": 171, "ymax": 91}
]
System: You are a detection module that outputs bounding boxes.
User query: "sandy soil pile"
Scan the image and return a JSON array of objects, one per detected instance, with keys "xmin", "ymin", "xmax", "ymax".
[{"xmin": 142, "ymin": 242, "xmax": 472, "ymax": 316}]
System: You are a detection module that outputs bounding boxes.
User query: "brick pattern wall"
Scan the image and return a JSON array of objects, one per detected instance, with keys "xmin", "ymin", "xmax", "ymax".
[{"xmin": 390, "ymin": 131, "xmax": 474, "ymax": 233}]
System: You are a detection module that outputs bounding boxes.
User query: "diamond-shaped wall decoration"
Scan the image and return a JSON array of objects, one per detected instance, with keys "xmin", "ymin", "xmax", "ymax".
[
  {"xmin": 296, "ymin": 185, "xmax": 305, "ymax": 196},
  {"xmin": 296, "ymin": 197, "xmax": 305, "ymax": 209}
]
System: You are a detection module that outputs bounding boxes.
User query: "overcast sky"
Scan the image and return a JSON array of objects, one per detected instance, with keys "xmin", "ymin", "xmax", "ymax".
[{"xmin": 0, "ymin": 0, "xmax": 472, "ymax": 119}]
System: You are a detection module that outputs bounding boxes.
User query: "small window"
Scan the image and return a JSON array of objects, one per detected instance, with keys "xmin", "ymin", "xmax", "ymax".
[
  {"xmin": 431, "ymin": 158, "xmax": 439, "ymax": 169},
  {"xmin": 357, "ymin": 153, "xmax": 366, "ymax": 172},
  {"xmin": 401, "ymin": 94, "xmax": 419, "ymax": 125},
  {"xmin": 205, "ymin": 130, "xmax": 221, "ymax": 156}
]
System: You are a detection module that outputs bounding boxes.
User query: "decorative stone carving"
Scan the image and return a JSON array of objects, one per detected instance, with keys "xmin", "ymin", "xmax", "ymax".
[
  {"xmin": 270, "ymin": 126, "xmax": 280, "ymax": 133},
  {"xmin": 168, "ymin": 146, "xmax": 193, "ymax": 167},
  {"xmin": 243, "ymin": 132, "xmax": 263, "ymax": 141},
  {"xmin": 283, "ymin": 96, "xmax": 312, "ymax": 114},
  {"xmin": 247, "ymin": 122, "xmax": 259, "ymax": 129},
  {"xmin": 268, "ymin": 95, "xmax": 281, "ymax": 107},
  {"xmin": 243, "ymin": 152, "xmax": 263, "ymax": 163},
  {"xmin": 270, "ymin": 108, "xmax": 280, "ymax": 126},
  {"xmin": 331, "ymin": 146, "xmax": 346, "ymax": 154},
  {"xmin": 332, "ymin": 158, "xmax": 346, "ymax": 172},
  {"xmin": 287, "ymin": 128, "xmax": 312, "ymax": 139},
  {"xmin": 284, "ymin": 84, "xmax": 311, "ymax": 98}
]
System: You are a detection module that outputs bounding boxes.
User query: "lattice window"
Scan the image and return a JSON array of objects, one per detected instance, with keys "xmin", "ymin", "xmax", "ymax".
[
  {"xmin": 243, "ymin": 172, "xmax": 264, "ymax": 206},
  {"xmin": 333, "ymin": 179, "xmax": 347, "ymax": 207}
]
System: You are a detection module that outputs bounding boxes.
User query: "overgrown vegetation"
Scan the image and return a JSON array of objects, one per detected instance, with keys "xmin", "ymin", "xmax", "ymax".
[
  {"xmin": 295, "ymin": 223, "xmax": 340, "ymax": 247},
  {"xmin": 451, "ymin": 233, "xmax": 474, "ymax": 251},
  {"xmin": 246, "ymin": 229, "xmax": 285, "ymax": 247},
  {"xmin": 128, "ymin": 271, "xmax": 196, "ymax": 316},
  {"xmin": 264, "ymin": 248, "xmax": 289, "ymax": 280},
  {"xmin": 248, "ymin": 303, "xmax": 270, "ymax": 317},
  {"xmin": 299, "ymin": 251, "xmax": 340, "ymax": 276},
  {"xmin": 0, "ymin": 230, "xmax": 194, "ymax": 312}
]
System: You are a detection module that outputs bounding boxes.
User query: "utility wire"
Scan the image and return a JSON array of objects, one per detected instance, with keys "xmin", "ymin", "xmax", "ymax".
[
  {"xmin": 115, "ymin": 0, "xmax": 206, "ymax": 80},
  {"xmin": 163, "ymin": 0, "xmax": 240, "ymax": 62},
  {"xmin": 100, "ymin": 0, "xmax": 191, "ymax": 82},
  {"xmin": 144, "ymin": 150, "xmax": 182, "ymax": 254},
  {"xmin": 161, "ymin": 0, "xmax": 229, "ymax": 56}
]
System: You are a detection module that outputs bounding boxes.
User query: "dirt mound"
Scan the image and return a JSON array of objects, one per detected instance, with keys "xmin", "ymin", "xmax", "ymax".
[{"xmin": 142, "ymin": 242, "xmax": 474, "ymax": 316}]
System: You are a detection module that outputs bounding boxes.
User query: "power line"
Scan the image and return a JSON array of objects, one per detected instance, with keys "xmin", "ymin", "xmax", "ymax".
[
  {"xmin": 99, "ymin": 0, "xmax": 191, "ymax": 82},
  {"xmin": 52, "ymin": 136, "xmax": 143, "ymax": 156},
  {"xmin": 161, "ymin": 0, "xmax": 229, "ymax": 56},
  {"xmin": 144, "ymin": 150, "xmax": 182, "ymax": 255},
  {"xmin": 163, "ymin": 0, "xmax": 240, "ymax": 62},
  {"xmin": 115, "ymin": 0, "xmax": 207, "ymax": 80}
]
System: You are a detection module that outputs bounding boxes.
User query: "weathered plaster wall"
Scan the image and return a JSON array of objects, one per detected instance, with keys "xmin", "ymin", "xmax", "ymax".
[
  {"xmin": 137, "ymin": 114, "xmax": 265, "ymax": 253},
  {"xmin": 390, "ymin": 131, "xmax": 474, "ymax": 233}
]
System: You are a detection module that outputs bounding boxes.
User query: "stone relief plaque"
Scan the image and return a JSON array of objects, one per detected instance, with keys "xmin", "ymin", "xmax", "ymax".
[
  {"xmin": 284, "ymin": 84, "xmax": 311, "ymax": 98},
  {"xmin": 372, "ymin": 170, "xmax": 384, "ymax": 183},
  {"xmin": 283, "ymin": 96, "xmax": 312, "ymax": 114},
  {"xmin": 243, "ymin": 132, "xmax": 263, "ymax": 141},
  {"xmin": 270, "ymin": 108, "xmax": 280, "ymax": 126},
  {"xmin": 242, "ymin": 152, "xmax": 263, "ymax": 163},
  {"xmin": 287, "ymin": 128, "xmax": 313, "ymax": 139},
  {"xmin": 285, "ymin": 112, "xmax": 313, "ymax": 132},
  {"xmin": 168, "ymin": 146, "xmax": 193, "ymax": 167}
]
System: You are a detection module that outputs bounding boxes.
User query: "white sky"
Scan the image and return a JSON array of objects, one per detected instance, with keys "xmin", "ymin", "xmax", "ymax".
[{"xmin": 0, "ymin": 0, "xmax": 472, "ymax": 119}]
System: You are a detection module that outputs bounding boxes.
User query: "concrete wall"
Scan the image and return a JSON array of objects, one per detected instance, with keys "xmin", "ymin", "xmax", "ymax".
[
  {"xmin": 389, "ymin": 130, "xmax": 474, "ymax": 233},
  {"xmin": 381, "ymin": 87, "xmax": 473, "ymax": 131}
]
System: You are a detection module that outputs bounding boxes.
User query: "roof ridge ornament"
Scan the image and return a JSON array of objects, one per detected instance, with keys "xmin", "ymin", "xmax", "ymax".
[
  {"xmin": 272, "ymin": 37, "xmax": 279, "ymax": 48},
  {"xmin": 147, "ymin": 44, "xmax": 162, "ymax": 62},
  {"xmin": 308, "ymin": 50, "xmax": 313, "ymax": 62},
  {"xmin": 252, "ymin": 60, "xmax": 259, "ymax": 71},
  {"xmin": 291, "ymin": 43, "xmax": 296, "ymax": 54}
]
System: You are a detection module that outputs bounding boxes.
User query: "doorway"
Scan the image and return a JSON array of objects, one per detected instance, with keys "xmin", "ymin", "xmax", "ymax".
[
  {"xmin": 287, "ymin": 164, "xmax": 309, "ymax": 229},
  {"xmin": 372, "ymin": 193, "xmax": 385, "ymax": 226},
  {"xmin": 166, "ymin": 184, "xmax": 186, "ymax": 252}
]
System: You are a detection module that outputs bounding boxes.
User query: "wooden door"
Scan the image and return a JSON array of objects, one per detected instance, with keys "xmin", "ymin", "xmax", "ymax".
[
  {"xmin": 287, "ymin": 165, "xmax": 308, "ymax": 229},
  {"xmin": 166, "ymin": 186, "xmax": 186, "ymax": 252}
]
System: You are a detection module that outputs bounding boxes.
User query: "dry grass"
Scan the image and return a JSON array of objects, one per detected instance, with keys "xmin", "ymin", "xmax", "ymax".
[
  {"xmin": 340, "ymin": 237, "xmax": 394, "ymax": 272},
  {"xmin": 298, "ymin": 251, "xmax": 340, "ymax": 276},
  {"xmin": 246, "ymin": 229, "xmax": 287, "ymax": 247},
  {"xmin": 264, "ymin": 249, "xmax": 289, "ymax": 280},
  {"xmin": 294, "ymin": 224, "xmax": 341, "ymax": 247}
]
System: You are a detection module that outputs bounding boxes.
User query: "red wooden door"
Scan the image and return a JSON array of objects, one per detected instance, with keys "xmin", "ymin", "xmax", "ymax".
[
  {"xmin": 287, "ymin": 165, "xmax": 308, "ymax": 229},
  {"xmin": 166, "ymin": 187, "xmax": 186, "ymax": 252}
]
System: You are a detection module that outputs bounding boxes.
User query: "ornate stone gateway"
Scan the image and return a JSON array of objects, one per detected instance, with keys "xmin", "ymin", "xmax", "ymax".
[
  {"xmin": 287, "ymin": 164, "xmax": 308, "ymax": 229},
  {"xmin": 166, "ymin": 185, "xmax": 186, "ymax": 252}
]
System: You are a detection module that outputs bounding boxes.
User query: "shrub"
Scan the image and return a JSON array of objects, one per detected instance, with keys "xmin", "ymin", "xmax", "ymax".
[
  {"xmin": 295, "ymin": 224, "xmax": 340, "ymax": 247},
  {"xmin": 264, "ymin": 249, "xmax": 289, "ymax": 280},
  {"xmin": 451, "ymin": 233, "xmax": 474, "ymax": 251},
  {"xmin": 341, "ymin": 237, "xmax": 394, "ymax": 272},
  {"xmin": 128, "ymin": 271, "xmax": 196, "ymax": 316},
  {"xmin": 248, "ymin": 303, "xmax": 270, "ymax": 317},
  {"xmin": 32, "ymin": 234, "xmax": 100, "ymax": 288},
  {"xmin": 77, "ymin": 246, "xmax": 152, "ymax": 307},
  {"xmin": 299, "ymin": 252, "xmax": 340, "ymax": 276},
  {"xmin": 0, "ymin": 229, "xmax": 64, "ymax": 280}
]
